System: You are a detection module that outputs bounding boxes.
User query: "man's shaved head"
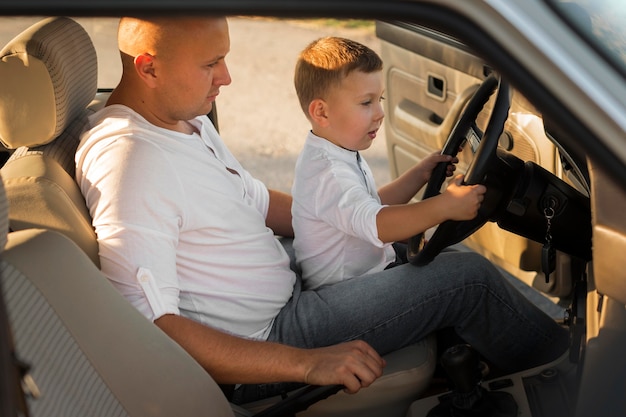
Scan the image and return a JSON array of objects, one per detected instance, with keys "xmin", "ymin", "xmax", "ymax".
[
  {"xmin": 109, "ymin": 16, "xmax": 231, "ymax": 131},
  {"xmin": 118, "ymin": 16, "xmax": 227, "ymax": 65}
]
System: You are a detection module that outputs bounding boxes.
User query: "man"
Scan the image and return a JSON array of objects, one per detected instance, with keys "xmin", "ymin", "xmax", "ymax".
[{"xmin": 76, "ymin": 16, "xmax": 568, "ymax": 404}]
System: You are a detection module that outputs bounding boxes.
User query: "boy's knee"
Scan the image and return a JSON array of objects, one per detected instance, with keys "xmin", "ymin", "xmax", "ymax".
[
  {"xmin": 449, "ymin": 251, "xmax": 493, "ymax": 269},
  {"xmin": 452, "ymin": 252, "xmax": 501, "ymax": 282}
]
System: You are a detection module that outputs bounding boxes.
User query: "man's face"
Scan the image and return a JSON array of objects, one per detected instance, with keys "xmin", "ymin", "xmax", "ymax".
[{"xmin": 156, "ymin": 18, "xmax": 232, "ymax": 122}]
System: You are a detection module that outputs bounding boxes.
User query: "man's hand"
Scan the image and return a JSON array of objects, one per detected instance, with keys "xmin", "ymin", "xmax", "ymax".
[{"xmin": 301, "ymin": 340, "xmax": 386, "ymax": 394}]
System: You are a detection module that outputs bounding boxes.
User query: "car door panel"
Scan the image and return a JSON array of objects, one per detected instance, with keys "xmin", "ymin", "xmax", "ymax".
[
  {"xmin": 578, "ymin": 157, "xmax": 626, "ymax": 414},
  {"xmin": 377, "ymin": 21, "xmax": 569, "ymax": 297},
  {"xmin": 378, "ymin": 22, "xmax": 484, "ymax": 181}
]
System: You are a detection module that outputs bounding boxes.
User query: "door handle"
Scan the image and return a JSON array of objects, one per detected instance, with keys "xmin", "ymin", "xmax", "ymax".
[{"xmin": 427, "ymin": 74, "xmax": 446, "ymax": 100}]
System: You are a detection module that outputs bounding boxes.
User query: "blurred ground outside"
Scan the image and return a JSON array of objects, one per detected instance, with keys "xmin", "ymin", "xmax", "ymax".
[{"xmin": 218, "ymin": 17, "xmax": 390, "ymax": 194}]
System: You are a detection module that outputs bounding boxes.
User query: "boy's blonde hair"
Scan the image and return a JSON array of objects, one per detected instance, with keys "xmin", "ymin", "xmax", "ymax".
[{"xmin": 294, "ymin": 36, "xmax": 383, "ymax": 116}]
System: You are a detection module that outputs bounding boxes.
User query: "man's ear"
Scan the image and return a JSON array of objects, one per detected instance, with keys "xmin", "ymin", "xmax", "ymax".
[
  {"xmin": 134, "ymin": 53, "xmax": 157, "ymax": 86},
  {"xmin": 308, "ymin": 99, "xmax": 329, "ymax": 127}
]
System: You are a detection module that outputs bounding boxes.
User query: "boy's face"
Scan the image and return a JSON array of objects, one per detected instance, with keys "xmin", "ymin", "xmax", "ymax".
[{"xmin": 318, "ymin": 70, "xmax": 385, "ymax": 151}]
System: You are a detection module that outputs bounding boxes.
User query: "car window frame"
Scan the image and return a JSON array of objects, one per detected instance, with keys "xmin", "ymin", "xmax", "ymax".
[{"xmin": 545, "ymin": 0, "xmax": 626, "ymax": 80}]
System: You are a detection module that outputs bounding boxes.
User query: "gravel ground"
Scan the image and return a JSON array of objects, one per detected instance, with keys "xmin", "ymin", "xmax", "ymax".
[{"xmin": 217, "ymin": 17, "xmax": 391, "ymax": 193}]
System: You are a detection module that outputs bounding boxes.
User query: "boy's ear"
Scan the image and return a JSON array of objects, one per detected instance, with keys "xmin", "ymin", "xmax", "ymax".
[
  {"xmin": 134, "ymin": 53, "xmax": 158, "ymax": 87},
  {"xmin": 308, "ymin": 99, "xmax": 329, "ymax": 127}
]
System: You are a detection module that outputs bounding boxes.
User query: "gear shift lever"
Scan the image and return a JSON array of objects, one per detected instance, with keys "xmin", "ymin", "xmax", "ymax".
[
  {"xmin": 441, "ymin": 344, "xmax": 481, "ymax": 395},
  {"xmin": 427, "ymin": 344, "xmax": 517, "ymax": 417}
]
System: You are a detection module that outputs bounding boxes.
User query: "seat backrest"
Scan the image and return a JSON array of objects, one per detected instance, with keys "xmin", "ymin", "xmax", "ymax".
[{"xmin": 0, "ymin": 16, "xmax": 100, "ymax": 265}]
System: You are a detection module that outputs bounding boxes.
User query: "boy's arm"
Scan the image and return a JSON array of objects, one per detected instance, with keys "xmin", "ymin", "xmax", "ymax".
[
  {"xmin": 378, "ymin": 153, "xmax": 455, "ymax": 205},
  {"xmin": 155, "ymin": 313, "xmax": 385, "ymax": 393},
  {"xmin": 376, "ymin": 175, "xmax": 485, "ymax": 243}
]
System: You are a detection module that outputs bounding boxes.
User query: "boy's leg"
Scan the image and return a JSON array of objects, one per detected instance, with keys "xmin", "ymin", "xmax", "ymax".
[{"xmin": 270, "ymin": 250, "xmax": 567, "ymax": 373}]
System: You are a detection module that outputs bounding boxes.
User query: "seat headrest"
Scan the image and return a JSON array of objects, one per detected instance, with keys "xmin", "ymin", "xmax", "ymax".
[{"xmin": 0, "ymin": 17, "xmax": 97, "ymax": 149}]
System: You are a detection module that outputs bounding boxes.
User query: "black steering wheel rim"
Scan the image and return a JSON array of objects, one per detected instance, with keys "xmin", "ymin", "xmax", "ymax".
[{"xmin": 407, "ymin": 74, "xmax": 511, "ymax": 265}]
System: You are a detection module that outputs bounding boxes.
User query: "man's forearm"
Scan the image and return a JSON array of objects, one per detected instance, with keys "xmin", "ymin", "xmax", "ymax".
[
  {"xmin": 155, "ymin": 314, "xmax": 306, "ymax": 384},
  {"xmin": 154, "ymin": 314, "xmax": 385, "ymax": 393},
  {"xmin": 266, "ymin": 189, "xmax": 294, "ymax": 237}
]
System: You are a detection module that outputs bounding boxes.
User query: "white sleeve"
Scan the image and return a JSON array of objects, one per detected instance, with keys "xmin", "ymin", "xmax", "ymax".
[
  {"xmin": 312, "ymin": 159, "xmax": 385, "ymax": 248},
  {"xmin": 78, "ymin": 135, "xmax": 184, "ymax": 322}
]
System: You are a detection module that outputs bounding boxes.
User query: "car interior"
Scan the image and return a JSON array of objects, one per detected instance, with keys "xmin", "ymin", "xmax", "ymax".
[
  {"xmin": 0, "ymin": 16, "xmax": 438, "ymax": 417},
  {"xmin": 376, "ymin": 19, "xmax": 590, "ymax": 300},
  {"xmin": 0, "ymin": 4, "xmax": 625, "ymax": 416}
]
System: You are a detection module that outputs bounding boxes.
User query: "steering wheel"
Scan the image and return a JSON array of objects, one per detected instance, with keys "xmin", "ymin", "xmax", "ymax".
[{"xmin": 407, "ymin": 74, "xmax": 511, "ymax": 265}]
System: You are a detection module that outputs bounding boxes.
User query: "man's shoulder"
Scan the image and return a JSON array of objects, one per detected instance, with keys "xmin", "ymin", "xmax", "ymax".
[
  {"xmin": 86, "ymin": 105, "xmax": 139, "ymax": 133},
  {"xmin": 77, "ymin": 105, "xmax": 168, "ymax": 169}
]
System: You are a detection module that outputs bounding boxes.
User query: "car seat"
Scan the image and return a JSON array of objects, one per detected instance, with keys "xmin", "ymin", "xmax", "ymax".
[
  {"xmin": 0, "ymin": 16, "xmax": 437, "ymax": 417},
  {"xmin": 0, "ymin": 178, "xmax": 238, "ymax": 416},
  {"xmin": 0, "ymin": 16, "xmax": 102, "ymax": 266}
]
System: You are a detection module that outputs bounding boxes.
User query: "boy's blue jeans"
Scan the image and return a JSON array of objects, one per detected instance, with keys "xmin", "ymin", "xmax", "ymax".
[{"xmin": 231, "ymin": 245, "xmax": 568, "ymax": 404}]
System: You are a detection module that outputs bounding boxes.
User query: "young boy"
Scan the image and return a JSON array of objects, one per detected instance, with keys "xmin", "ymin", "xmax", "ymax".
[{"xmin": 292, "ymin": 36, "xmax": 486, "ymax": 289}]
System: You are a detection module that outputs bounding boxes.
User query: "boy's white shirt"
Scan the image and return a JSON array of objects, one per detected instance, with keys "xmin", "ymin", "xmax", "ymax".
[{"xmin": 292, "ymin": 131, "xmax": 395, "ymax": 289}]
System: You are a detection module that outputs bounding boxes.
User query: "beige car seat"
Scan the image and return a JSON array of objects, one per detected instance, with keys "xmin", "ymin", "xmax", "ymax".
[
  {"xmin": 0, "ymin": 16, "xmax": 101, "ymax": 266},
  {"xmin": 0, "ymin": 180, "xmax": 237, "ymax": 416},
  {"xmin": 0, "ymin": 16, "xmax": 437, "ymax": 417}
]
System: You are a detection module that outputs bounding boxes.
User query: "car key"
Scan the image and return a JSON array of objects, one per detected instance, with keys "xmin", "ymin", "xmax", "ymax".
[{"xmin": 542, "ymin": 206, "xmax": 556, "ymax": 283}]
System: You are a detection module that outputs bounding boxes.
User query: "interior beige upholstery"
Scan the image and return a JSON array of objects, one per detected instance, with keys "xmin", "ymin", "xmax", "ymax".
[
  {"xmin": 0, "ymin": 17, "xmax": 96, "ymax": 149},
  {"xmin": 588, "ymin": 162, "xmax": 626, "ymax": 305},
  {"xmin": 0, "ymin": 16, "xmax": 100, "ymax": 265},
  {"xmin": 0, "ymin": 172, "xmax": 237, "ymax": 416},
  {"xmin": 574, "ymin": 163, "xmax": 626, "ymax": 416}
]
